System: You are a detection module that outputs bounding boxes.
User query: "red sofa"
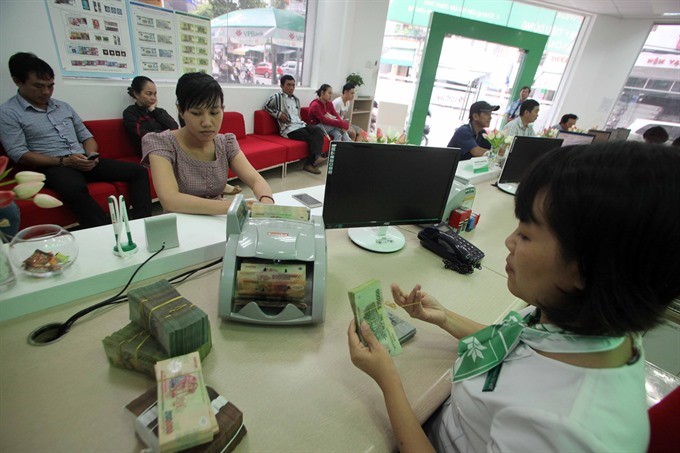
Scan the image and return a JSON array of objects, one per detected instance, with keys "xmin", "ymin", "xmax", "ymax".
[
  {"xmin": 219, "ymin": 111, "xmax": 287, "ymax": 178},
  {"xmin": 1, "ymin": 119, "xmax": 150, "ymax": 230},
  {"xmin": 253, "ymin": 109, "xmax": 330, "ymax": 176}
]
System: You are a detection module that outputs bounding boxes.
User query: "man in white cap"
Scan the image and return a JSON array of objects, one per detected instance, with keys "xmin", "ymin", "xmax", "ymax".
[{"xmin": 447, "ymin": 101, "xmax": 500, "ymax": 161}]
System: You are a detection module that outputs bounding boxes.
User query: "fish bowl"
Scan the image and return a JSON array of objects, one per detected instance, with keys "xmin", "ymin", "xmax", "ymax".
[{"xmin": 9, "ymin": 224, "xmax": 78, "ymax": 277}]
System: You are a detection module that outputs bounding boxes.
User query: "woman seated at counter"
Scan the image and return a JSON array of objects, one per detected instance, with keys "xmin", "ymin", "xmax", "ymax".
[
  {"xmin": 307, "ymin": 84, "xmax": 351, "ymax": 142},
  {"xmin": 348, "ymin": 141, "xmax": 680, "ymax": 452},
  {"xmin": 141, "ymin": 72, "xmax": 274, "ymax": 215}
]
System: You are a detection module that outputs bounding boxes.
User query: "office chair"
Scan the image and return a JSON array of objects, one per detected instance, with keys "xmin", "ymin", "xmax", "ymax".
[{"xmin": 647, "ymin": 385, "xmax": 680, "ymax": 452}]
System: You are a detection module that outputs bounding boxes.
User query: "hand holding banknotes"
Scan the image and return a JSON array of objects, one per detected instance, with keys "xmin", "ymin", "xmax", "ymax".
[
  {"xmin": 347, "ymin": 320, "xmax": 397, "ymax": 388},
  {"xmin": 390, "ymin": 283, "xmax": 447, "ymax": 327}
]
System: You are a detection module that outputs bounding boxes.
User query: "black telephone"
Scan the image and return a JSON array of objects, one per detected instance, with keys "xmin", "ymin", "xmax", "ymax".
[{"xmin": 417, "ymin": 223, "xmax": 484, "ymax": 274}]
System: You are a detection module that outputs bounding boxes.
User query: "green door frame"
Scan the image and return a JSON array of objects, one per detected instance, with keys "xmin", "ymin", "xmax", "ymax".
[{"xmin": 407, "ymin": 12, "xmax": 549, "ymax": 145}]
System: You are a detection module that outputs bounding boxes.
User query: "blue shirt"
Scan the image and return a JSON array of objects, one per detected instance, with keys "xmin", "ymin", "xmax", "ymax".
[
  {"xmin": 447, "ymin": 123, "xmax": 491, "ymax": 161},
  {"xmin": 0, "ymin": 93, "xmax": 92, "ymax": 162},
  {"xmin": 505, "ymin": 98, "xmax": 522, "ymax": 119}
]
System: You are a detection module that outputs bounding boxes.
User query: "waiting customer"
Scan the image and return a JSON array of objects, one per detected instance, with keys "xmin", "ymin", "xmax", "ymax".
[
  {"xmin": 504, "ymin": 86, "xmax": 530, "ymax": 122},
  {"xmin": 332, "ymin": 83, "xmax": 366, "ymax": 141},
  {"xmin": 142, "ymin": 72, "xmax": 274, "ymax": 215},
  {"xmin": 308, "ymin": 84, "xmax": 351, "ymax": 142},
  {"xmin": 643, "ymin": 126, "xmax": 669, "ymax": 144},
  {"xmin": 124, "ymin": 76, "xmax": 240, "ymax": 195},
  {"xmin": 123, "ymin": 76, "xmax": 178, "ymax": 149},
  {"xmin": 552, "ymin": 113, "xmax": 578, "ymax": 131},
  {"xmin": 263, "ymin": 75, "xmax": 327, "ymax": 175},
  {"xmin": 0, "ymin": 52, "xmax": 152, "ymax": 228},
  {"xmin": 502, "ymin": 99, "xmax": 539, "ymax": 137},
  {"xmin": 447, "ymin": 101, "xmax": 499, "ymax": 160},
  {"xmin": 348, "ymin": 141, "xmax": 680, "ymax": 452}
]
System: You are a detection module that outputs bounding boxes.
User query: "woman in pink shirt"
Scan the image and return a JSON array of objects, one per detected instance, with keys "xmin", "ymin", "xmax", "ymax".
[{"xmin": 308, "ymin": 84, "xmax": 351, "ymax": 142}]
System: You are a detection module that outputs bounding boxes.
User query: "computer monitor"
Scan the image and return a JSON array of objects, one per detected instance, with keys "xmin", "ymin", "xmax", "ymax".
[
  {"xmin": 557, "ymin": 130, "xmax": 595, "ymax": 146},
  {"xmin": 613, "ymin": 128, "xmax": 631, "ymax": 141},
  {"xmin": 587, "ymin": 129, "xmax": 612, "ymax": 143},
  {"xmin": 322, "ymin": 141, "xmax": 460, "ymax": 253},
  {"xmin": 497, "ymin": 136, "xmax": 563, "ymax": 195}
]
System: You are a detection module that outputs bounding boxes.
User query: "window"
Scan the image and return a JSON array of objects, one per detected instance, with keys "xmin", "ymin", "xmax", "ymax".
[
  {"xmin": 606, "ymin": 24, "xmax": 680, "ymax": 141},
  {"xmin": 153, "ymin": 0, "xmax": 311, "ymax": 86}
]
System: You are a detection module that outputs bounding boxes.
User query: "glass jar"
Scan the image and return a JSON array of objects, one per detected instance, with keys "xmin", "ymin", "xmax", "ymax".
[{"xmin": 9, "ymin": 225, "xmax": 78, "ymax": 277}]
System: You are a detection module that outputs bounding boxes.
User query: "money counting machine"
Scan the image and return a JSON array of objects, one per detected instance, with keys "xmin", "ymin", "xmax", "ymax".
[{"xmin": 219, "ymin": 194, "xmax": 326, "ymax": 324}]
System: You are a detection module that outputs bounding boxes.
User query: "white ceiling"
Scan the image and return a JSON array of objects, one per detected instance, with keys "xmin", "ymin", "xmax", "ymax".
[{"xmin": 525, "ymin": 0, "xmax": 680, "ymax": 21}]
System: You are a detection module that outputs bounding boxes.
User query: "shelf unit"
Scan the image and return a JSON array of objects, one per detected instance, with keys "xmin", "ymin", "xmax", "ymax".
[{"xmin": 350, "ymin": 96, "xmax": 373, "ymax": 132}]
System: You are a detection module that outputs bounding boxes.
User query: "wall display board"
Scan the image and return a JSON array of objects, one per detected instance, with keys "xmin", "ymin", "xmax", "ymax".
[
  {"xmin": 175, "ymin": 11, "xmax": 211, "ymax": 75},
  {"xmin": 45, "ymin": 0, "xmax": 135, "ymax": 77},
  {"xmin": 45, "ymin": 0, "xmax": 211, "ymax": 79},
  {"xmin": 129, "ymin": 1, "xmax": 179, "ymax": 78}
]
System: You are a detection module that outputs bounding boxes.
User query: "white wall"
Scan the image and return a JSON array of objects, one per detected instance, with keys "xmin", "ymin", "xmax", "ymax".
[
  {"xmin": 554, "ymin": 14, "xmax": 653, "ymax": 130},
  {"xmin": 0, "ymin": 0, "xmax": 390, "ymax": 131}
]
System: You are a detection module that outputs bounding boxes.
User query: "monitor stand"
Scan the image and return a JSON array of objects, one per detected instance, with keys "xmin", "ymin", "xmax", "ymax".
[
  {"xmin": 497, "ymin": 182, "xmax": 518, "ymax": 195},
  {"xmin": 347, "ymin": 226, "xmax": 405, "ymax": 253}
]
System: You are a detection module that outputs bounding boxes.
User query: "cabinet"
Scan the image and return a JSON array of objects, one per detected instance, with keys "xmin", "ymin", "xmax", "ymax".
[{"xmin": 350, "ymin": 96, "xmax": 373, "ymax": 132}]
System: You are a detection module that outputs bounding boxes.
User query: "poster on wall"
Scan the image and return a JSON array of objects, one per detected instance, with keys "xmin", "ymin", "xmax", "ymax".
[
  {"xmin": 175, "ymin": 11, "xmax": 211, "ymax": 75},
  {"xmin": 45, "ymin": 0, "xmax": 135, "ymax": 77},
  {"xmin": 129, "ymin": 1, "xmax": 178, "ymax": 78}
]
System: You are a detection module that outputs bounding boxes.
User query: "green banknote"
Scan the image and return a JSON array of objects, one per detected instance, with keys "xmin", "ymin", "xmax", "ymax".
[{"xmin": 348, "ymin": 279, "xmax": 402, "ymax": 356}]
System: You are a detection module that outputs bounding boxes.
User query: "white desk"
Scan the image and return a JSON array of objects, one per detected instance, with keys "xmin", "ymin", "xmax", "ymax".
[{"xmin": 0, "ymin": 183, "xmax": 520, "ymax": 452}]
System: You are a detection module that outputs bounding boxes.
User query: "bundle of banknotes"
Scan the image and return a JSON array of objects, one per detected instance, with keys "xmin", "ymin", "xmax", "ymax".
[
  {"xmin": 234, "ymin": 262, "xmax": 308, "ymax": 308},
  {"xmin": 103, "ymin": 322, "xmax": 212, "ymax": 377},
  {"xmin": 126, "ymin": 385, "xmax": 246, "ymax": 453},
  {"xmin": 155, "ymin": 352, "xmax": 219, "ymax": 452},
  {"xmin": 128, "ymin": 280, "xmax": 211, "ymax": 357},
  {"xmin": 348, "ymin": 279, "xmax": 403, "ymax": 356},
  {"xmin": 102, "ymin": 279, "xmax": 212, "ymax": 377}
]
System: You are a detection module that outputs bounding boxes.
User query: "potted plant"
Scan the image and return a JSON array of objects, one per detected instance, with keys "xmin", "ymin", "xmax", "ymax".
[{"xmin": 345, "ymin": 72, "xmax": 364, "ymax": 87}]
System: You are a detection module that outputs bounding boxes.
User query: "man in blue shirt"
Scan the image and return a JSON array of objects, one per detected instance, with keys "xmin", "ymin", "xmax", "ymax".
[
  {"xmin": 447, "ymin": 101, "xmax": 499, "ymax": 161},
  {"xmin": 504, "ymin": 86, "xmax": 530, "ymax": 122},
  {"xmin": 0, "ymin": 53, "xmax": 152, "ymax": 228}
]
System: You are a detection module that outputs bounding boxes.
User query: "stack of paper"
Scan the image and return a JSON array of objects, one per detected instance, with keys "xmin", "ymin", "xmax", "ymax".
[{"xmin": 348, "ymin": 279, "xmax": 403, "ymax": 356}]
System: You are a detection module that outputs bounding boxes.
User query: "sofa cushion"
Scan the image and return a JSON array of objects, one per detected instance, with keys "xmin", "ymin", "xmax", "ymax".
[
  {"xmin": 220, "ymin": 112, "xmax": 246, "ymax": 139},
  {"xmin": 253, "ymin": 110, "xmax": 279, "ymax": 135},
  {"xmin": 84, "ymin": 119, "xmax": 138, "ymax": 160}
]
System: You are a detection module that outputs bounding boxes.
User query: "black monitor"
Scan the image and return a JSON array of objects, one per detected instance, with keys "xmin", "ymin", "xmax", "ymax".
[
  {"xmin": 322, "ymin": 141, "xmax": 460, "ymax": 252},
  {"xmin": 587, "ymin": 129, "xmax": 612, "ymax": 143},
  {"xmin": 557, "ymin": 130, "xmax": 595, "ymax": 146},
  {"xmin": 497, "ymin": 136, "xmax": 563, "ymax": 195}
]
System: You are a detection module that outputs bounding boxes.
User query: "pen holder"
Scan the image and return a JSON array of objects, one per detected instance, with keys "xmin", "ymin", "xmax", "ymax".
[{"xmin": 113, "ymin": 241, "xmax": 138, "ymax": 257}]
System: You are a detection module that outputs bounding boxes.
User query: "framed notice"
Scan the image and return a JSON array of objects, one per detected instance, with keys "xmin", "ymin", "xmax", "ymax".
[
  {"xmin": 175, "ymin": 11, "xmax": 211, "ymax": 75},
  {"xmin": 45, "ymin": 0, "xmax": 135, "ymax": 77},
  {"xmin": 129, "ymin": 1, "xmax": 178, "ymax": 78}
]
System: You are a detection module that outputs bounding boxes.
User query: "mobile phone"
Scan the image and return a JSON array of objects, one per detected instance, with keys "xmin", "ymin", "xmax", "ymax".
[
  {"xmin": 87, "ymin": 153, "xmax": 100, "ymax": 160},
  {"xmin": 292, "ymin": 193, "xmax": 322, "ymax": 208}
]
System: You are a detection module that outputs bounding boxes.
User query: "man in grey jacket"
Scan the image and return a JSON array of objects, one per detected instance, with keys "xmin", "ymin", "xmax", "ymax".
[{"xmin": 263, "ymin": 75, "xmax": 326, "ymax": 174}]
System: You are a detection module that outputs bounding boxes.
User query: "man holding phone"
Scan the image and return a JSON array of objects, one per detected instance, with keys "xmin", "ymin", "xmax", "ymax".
[{"xmin": 0, "ymin": 53, "xmax": 152, "ymax": 228}]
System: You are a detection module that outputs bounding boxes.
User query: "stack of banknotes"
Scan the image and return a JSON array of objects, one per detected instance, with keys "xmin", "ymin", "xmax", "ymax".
[
  {"xmin": 348, "ymin": 279, "xmax": 403, "ymax": 356},
  {"xmin": 102, "ymin": 280, "xmax": 212, "ymax": 377},
  {"xmin": 155, "ymin": 352, "xmax": 219, "ymax": 452},
  {"xmin": 234, "ymin": 262, "xmax": 308, "ymax": 308}
]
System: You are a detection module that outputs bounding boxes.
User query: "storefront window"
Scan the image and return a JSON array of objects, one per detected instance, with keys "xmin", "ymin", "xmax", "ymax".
[
  {"xmin": 151, "ymin": 0, "xmax": 310, "ymax": 86},
  {"xmin": 376, "ymin": 0, "xmax": 583, "ymax": 146},
  {"xmin": 606, "ymin": 24, "xmax": 680, "ymax": 143}
]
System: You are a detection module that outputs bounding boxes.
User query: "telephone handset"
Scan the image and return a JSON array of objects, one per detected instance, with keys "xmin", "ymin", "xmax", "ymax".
[{"xmin": 417, "ymin": 223, "xmax": 484, "ymax": 274}]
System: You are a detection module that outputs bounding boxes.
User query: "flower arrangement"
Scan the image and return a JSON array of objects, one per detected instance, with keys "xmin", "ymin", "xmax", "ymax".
[
  {"xmin": 568, "ymin": 125, "xmax": 588, "ymax": 134},
  {"xmin": 482, "ymin": 129, "xmax": 511, "ymax": 150},
  {"xmin": 359, "ymin": 127, "xmax": 408, "ymax": 144},
  {"xmin": 541, "ymin": 128, "xmax": 559, "ymax": 138},
  {"xmin": 0, "ymin": 155, "xmax": 63, "ymax": 238}
]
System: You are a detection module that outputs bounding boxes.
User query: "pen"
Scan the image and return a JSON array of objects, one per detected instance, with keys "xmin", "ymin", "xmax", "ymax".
[
  {"xmin": 108, "ymin": 195, "xmax": 119, "ymax": 243},
  {"xmin": 119, "ymin": 195, "xmax": 134, "ymax": 247}
]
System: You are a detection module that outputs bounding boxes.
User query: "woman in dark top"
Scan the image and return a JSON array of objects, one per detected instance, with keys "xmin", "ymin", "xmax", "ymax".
[{"xmin": 123, "ymin": 76, "xmax": 179, "ymax": 150}]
